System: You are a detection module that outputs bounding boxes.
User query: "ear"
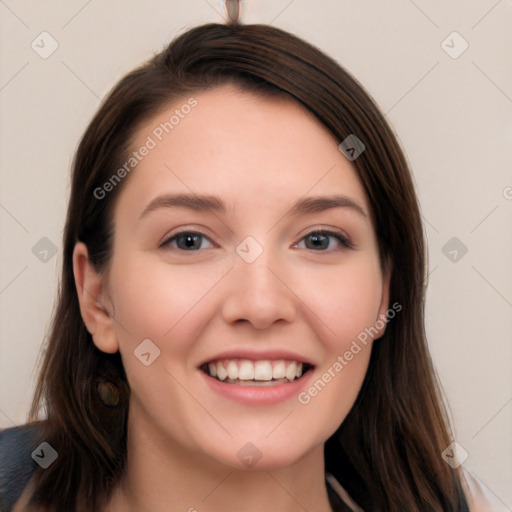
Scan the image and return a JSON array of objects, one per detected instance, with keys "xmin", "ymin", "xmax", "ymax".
[
  {"xmin": 374, "ymin": 257, "xmax": 393, "ymax": 340},
  {"xmin": 72, "ymin": 242, "xmax": 119, "ymax": 354}
]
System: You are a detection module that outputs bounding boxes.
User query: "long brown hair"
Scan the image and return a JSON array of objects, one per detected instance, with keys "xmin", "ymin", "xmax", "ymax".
[{"xmin": 26, "ymin": 23, "xmax": 468, "ymax": 511}]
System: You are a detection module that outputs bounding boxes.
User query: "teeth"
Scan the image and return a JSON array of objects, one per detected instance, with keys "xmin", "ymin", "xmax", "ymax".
[
  {"xmin": 239, "ymin": 360, "xmax": 255, "ymax": 380},
  {"xmin": 254, "ymin": 361, "xmax": 273, "ymax": 381},
  {"xmin": 227, "ymin": 360, "xmax": 238, "ymax": 379},
  {"xmin": 272, "ymin": 361, "xmax": 286, "ymax": 379},
  {"xmin": 205, "ymin": 358, "xmax": 307, "ymax": 383},
  {"xmin": 216, "ymin": 362, "xmax": 227, "ymax": 381},
  {"xmin": 285, "ymin": 362, "xmax": 297, "ymax": 381}
]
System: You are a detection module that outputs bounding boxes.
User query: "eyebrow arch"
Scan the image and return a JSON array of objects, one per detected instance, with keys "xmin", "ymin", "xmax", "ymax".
[
  {"xmin": 139, "ymin": 193, "xmax": 227, "ymax": 219},
  {"xmin": 288, "ymin": 195, "xmax": 367, "ymax": 219},
  {"xmin": 139, "ymin": 193, "xmax": 367, "ymax": 220}
]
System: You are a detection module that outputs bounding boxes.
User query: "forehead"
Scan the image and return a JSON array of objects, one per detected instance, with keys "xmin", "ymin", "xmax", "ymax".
[{"xmin": 118, "ymin": 86, "xmax": 369, "ymax": 218}]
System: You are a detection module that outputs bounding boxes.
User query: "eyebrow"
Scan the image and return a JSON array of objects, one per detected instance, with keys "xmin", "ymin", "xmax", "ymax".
[
  {"xmin": 288, "ymin": 195, "xmax": 367, "ymax": 218},
  {"xmin": 139, "ymin": 193, "xmax": 226, "ymax": 219},
  {"xmin": 139, "ymin": 193, "xmax": 367, "ymax": 220}
]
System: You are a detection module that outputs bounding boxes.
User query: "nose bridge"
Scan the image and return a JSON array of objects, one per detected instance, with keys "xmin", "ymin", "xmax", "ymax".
[{"xmin": 221, "ymin": 238, "xmax": 297, "ymax": 328}]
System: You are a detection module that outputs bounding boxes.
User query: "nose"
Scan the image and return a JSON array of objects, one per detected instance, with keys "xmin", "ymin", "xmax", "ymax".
[{"xmin": 221, "ymin": 248, "xmax": 297, "ymax": 329}]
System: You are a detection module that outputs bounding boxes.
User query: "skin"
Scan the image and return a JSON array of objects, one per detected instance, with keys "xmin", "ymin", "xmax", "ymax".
[{"xmin": 73, "ymin": 85, "xmax": 390, "ymax": 512}]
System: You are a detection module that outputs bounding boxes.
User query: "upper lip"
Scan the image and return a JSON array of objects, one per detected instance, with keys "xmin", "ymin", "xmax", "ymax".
[{"xmin": 198, "ymin": 349, "xmax": 316, "ymax": 368}]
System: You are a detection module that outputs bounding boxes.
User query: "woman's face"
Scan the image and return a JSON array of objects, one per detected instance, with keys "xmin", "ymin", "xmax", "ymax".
[{"xmin": 89, "ymin": 86, "xmax": 389, "ymax": 470}]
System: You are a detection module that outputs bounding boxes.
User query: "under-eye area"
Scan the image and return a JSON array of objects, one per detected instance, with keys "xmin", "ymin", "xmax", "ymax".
[{"xmin": 200, "ymin": 358, "xmax": 315, "ymax": 385}]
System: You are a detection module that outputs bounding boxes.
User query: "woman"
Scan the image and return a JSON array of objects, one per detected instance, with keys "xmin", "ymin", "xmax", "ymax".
[{"xmin": 0, "ymin": 19, "xmax": 496, "ymax": 512}]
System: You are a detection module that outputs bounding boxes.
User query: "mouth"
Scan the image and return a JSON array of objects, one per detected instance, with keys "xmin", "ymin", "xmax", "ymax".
[{"xmin": 200, "ymin": 358, "xmax": 314, "ymax": 386}]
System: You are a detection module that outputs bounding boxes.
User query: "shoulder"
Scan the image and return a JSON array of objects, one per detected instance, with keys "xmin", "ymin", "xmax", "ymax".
[
  {"xmin": 461, "ymin": 466, "xmax": 510, "ymax": 512},
  {"xmin": 0, "ymin": 423, "xmax": 46, "ymax": 512}
]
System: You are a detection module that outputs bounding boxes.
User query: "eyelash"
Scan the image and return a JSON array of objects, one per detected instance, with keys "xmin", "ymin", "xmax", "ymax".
[
  {"xmin": 294, "ymin": 229, "xmax": 353, "ymax": 251},
  {"xmin": 160, "ymin": 228, "xmax": 353, "ymax": 252}
]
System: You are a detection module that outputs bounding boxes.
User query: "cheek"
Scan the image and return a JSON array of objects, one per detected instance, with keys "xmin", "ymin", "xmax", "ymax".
[
  {"xmin": 108, "ymin": 255, "xmax": 227, "ymax": 349},
  {"xmin": 298, "ymin": 256, "xmax": 385, "ymax": 351},
  {"xmin": 105, "ymin": 255, "xmax": 231, "ymax": 416},
  {"xmin": 289, "ymin": 256, "xmax": 383, "ymax": 431},
  {"xmin": 106, "ymin": 256, "xmax": 216, "ymax": 436},
  {"xmin": 296, "ymin": 346, "xmax": 371, "ymax": 444}
]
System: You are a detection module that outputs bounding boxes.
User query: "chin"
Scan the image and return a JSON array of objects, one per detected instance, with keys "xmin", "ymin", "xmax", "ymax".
[{"xmin": 201, "ymin": 432, "xmax": 323, "ymax": 472}]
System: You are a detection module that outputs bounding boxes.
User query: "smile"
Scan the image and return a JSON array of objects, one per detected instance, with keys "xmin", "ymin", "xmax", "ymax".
[{"xmin": 200, "ymin": 359, "xmax": 314, "ymax": 386}]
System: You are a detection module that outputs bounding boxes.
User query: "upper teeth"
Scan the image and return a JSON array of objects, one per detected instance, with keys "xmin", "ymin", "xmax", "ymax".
[{"xmin": 207, "ymin": 359, "xmax": 304, "ymax": 382}]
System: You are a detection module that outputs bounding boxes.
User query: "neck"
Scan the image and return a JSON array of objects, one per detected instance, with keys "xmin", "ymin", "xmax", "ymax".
[{"xmin": 105, "ymin": 406, "xmax": 334, "ymax": 512}]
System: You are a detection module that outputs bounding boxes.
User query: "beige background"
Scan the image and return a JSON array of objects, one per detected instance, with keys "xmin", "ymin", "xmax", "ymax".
[{"xmin": 1, "ymin": 0, "xmax": 511, "ymax": 507}]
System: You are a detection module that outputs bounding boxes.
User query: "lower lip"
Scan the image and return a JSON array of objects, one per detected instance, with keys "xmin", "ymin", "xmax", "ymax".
[{"xmin": 200, "ymin": 370, "xmax": 314, "ymax": 405}]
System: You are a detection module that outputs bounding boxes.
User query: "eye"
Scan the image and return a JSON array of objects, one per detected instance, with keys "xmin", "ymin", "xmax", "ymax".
[
  {"xmin": 160, "ymin": 230, "xmax": 215, "ymax": 251},
  {"xmin": 160, "ymin": 228, "xmax": 352, "ymax": 252},
  {"xmin": 295, "ymin": 229, "xmax": 353, "ymax": 251}
]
